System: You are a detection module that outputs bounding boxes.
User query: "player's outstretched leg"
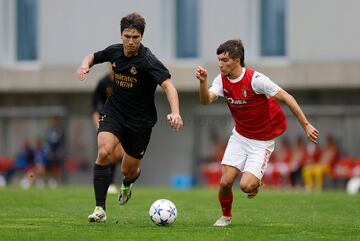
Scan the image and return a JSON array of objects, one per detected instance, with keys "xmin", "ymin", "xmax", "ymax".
[
  {"xmin": 88, "ymin": 206, "xmax": 107, "ymax": 223},
  {"xmin": 213, "ymin": 188, "xmax": 233, "ymax": 227},
  {"xmin": 213, "ymin": 165, "xmax": 237, "ymax": 227}
]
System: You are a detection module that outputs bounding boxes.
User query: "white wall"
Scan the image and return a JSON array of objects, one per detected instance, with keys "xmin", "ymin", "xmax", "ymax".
[
  {"xmin": 38, "ymin": 0, "xmax": 360, "ymax": 65},
  {"xmin": 3, "ymin": 0, "xmax": 359, "ymax": 66},
  {"xmin": 1, "ymin": 0, "xmax": 360, "ymax": 90},
  {"xmin": 0, "ymin": 0, "xmax": 15, "ymax": 65},
  {"xmin": 39, "ymin": 0, "xmax": 174, "ymax": 66},
  {"xmin": 289, "ymin": 0, "xmax": 360, "ymax": 61},
  {"xmin": 199, "ymin": 0, "xmax": 258, "ymax": 62}
]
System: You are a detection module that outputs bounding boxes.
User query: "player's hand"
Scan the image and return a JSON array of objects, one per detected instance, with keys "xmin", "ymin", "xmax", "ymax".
[
  {"xmin": 77, "ymin": 65, "xmax": 90, "ymax": 81},
  {"xmin": 305, "ymin": 123, "xmax": 319, "ymax": 144},
  {"xmin": 167, "ymin": 113, "xmax": 183, "ymax": 131},
  {"xmin": 195, "ymin": 66, "xmax": 208, "ymax": 83}
]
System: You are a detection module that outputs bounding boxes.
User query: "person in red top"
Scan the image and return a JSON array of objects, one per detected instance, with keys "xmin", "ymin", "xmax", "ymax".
[
  {"xmin": 289, "ymin": 136, "xmax": 308, "ymax": 187},
  {"xmin": 302, "ymin": 135, "xmax": 339, "ymax": 191},
  {"xmin": 265, "ymin": 138, "xmax": 293, "ymax": 188},
  {"xmin": 195, "ymin": 39, "xmax": 319, "ymax": 227}
]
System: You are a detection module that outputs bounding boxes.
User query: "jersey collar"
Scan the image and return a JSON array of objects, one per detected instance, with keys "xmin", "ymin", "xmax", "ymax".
[{"xmin": 227, "ymin": 67, "xmax": 246, "ymax": 83}]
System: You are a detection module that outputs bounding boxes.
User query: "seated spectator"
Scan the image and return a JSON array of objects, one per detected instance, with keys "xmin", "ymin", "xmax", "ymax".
[
  {"xmin": 45, "ymin": 116, "xmax": 65, "ymax": 188},
  {"xmin": 4, "ymin": 139, "xmax": 35, "ymax": 188},
  {"xmin": 0, "ymin": 156, "xmax": 14, "ymax": 187},
  {"xmin": 333, "ymin": 157, "xmax": 355, "ymax": 189},
  {"xmin": 264, "ymin": 138, "xmax": 292, "ymax": 188},
  {"xmin": 318, "ymin": 135, "xmax": 340, "ymax": 187},
  {"xmin": 302, "ymin": 135, "xmax": 339, "ymax": 191},
  {"xmin": 32, "ymin": 138, "xmax": 48, "ymax": 188},
  {"xmin": 201, "ymin": 132, "xmax": 226, "ymax": 188},
  {"xmin": 289, "ymin": 136, "xmax": 308, "ymax": 188},
  {"xmin": 302, "ymin": 141, "xmax": 322, "ymax": 191}
]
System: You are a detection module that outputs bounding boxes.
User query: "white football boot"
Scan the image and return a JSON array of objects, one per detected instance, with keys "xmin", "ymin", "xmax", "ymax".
[
  {"xmin": 213, "ymin": 216, "xmax": 232, "ymax": 227},
  {"xmin": 88, "ymin": 206, "xmax": 107, "ymax": 223}
]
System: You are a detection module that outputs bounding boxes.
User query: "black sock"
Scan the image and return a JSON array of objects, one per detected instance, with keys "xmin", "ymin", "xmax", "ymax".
[
  {"xmin": 109, "ymin": 163, "xmax": 117, "ymax": 184},
  {"xmin": 123, "ymin": 168, "xmax": 141, "ymax": 187},
  {"xmin": 93, "ymin": 164, "xmax": 111, "ymax": 210}
]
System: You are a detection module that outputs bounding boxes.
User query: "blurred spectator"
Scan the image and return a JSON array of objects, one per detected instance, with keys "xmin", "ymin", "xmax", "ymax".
[
  {"xmin": 19, "ymin": 138, "xmax": 49, "ymax": 189},
  {"xmin": 352, "ymin": 159, "xmax": 360, "ymax": 177},
  {"xmin": 318, "ymin": 135, "xmax": 340, "ymax": 187},
  {"xmin": 288, "ymin": 136, "xmax": 308, "ymax": 187},
  {"xmin": 32, "ymin": 138, "xmax": 48, "ymax": 188},
  {"xmin": 91, "ymin": 67, "xmax": 114, "ymax": 129},
  {"xmin": 302, "ymin": 141, "xmax": 322, "ymax": 191},
  {"xmin": 333, "ymin": 157, "xmax": 352, "ymax": 181},
  {"xmin": 3, "ymin": 139, "xmax": 35, "ymax": 188},
  {"xmin": 302, "ymin": 135, "xmax": 340, "ymax": 191},
  {"xmin": 333, "ymin": 157, "xmax": 356, "ymax": 188},
  {"xmin": 201, "ymin": 132, "xmax": 226, "ymax": 188},
  {"xmin": 263, "ymin": 138, "xmax": 292, "ymax": 188},
  {"xmin": 0, "ymin": 156, "xmax": 14, "ymax": 187},
  {"xmin": 45, "ymin": 116, "xmax": 65, "ymax": 187}
]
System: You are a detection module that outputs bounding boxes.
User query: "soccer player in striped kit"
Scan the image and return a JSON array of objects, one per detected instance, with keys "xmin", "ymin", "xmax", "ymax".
[{"xmin": 195, "ymin": 39, "xmax": 319, "ymax": 227}]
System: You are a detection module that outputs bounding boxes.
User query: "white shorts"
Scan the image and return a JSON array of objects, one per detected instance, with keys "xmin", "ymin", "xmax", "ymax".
[{"xmin": 221, "ymin": 129, "xmax": 275, "ymax": 180}]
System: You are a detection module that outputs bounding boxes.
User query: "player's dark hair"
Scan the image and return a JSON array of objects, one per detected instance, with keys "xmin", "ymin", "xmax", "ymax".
[
  {"xmin": 120, "ymin": 12, "xmax": 146, "ymax": 35},
  {"xmin": 216, "ymin": 39, "xmax": 245, "ymax": 67}
]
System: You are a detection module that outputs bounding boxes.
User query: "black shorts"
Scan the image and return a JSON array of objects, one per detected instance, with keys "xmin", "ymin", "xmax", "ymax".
[{"xmin": 98, "ymin": 113, "xmax": 152, "ymax": 159}]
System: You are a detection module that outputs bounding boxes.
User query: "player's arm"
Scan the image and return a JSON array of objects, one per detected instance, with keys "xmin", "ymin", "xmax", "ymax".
[
  {"xmin": 77, "ymin": 53, "xmax": 95, "ymax": 81},
  {"xmin": 195, "ymin": 66, "xmax": 217, "ymax": 105},
  {"xmin": 274, "ymin": 89, "xmax": 319, "ymax": 143},
  {"xmin": 161, "ymin": 79, "xmax": 183, "ymax": 131}
]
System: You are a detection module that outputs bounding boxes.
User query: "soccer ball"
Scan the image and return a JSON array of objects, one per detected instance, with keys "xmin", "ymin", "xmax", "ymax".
[
  {"xmin": 346, "ymin": 177, "xmax": 360, "ymax": 195},
  {"xmin": 149, "ymin": 199, "xmax": 177, "ymax": 226}
]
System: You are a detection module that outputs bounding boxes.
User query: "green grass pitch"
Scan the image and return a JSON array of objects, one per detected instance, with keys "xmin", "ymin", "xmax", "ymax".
[{"xmin": 0, "ymin": 187, "xmax": 359, "ymax": 241}]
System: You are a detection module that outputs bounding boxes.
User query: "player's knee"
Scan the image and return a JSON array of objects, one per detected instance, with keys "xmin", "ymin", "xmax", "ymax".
[
  {"xmin": 97, "ymin": 147, "xmax": 112, "ymax": 163},
  {"xmin": 120, "ymin": 166, "xmax": 129, "ymax": 177},
  {"xmin": 220, "ymin": 180, "xmax": 233, "ymax": 190},
  {"xmin": 240, "ymin": 181, "xmax": 258, "ymax": 193},
  {"xmin": 121, "ymin": 166, "xmax": 137, "ymax": 178}
]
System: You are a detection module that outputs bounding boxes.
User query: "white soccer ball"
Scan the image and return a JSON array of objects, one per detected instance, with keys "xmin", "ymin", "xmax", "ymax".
[
  {"xmin": 346, "ymin": 177, "xmax": 360, "ymax": 195},
  {"xmin": 149, "ymin": 199, "xmax": 177, "ymax": 226}
]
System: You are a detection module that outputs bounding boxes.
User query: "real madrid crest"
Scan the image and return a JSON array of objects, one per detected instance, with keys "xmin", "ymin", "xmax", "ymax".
[
  {"xmin": 242, "ymin": 88, "xmax": 247, "ymax": 97},
  {"xmin": 130, "ymin": 66, "xmax": 137, "ymax": 75}
]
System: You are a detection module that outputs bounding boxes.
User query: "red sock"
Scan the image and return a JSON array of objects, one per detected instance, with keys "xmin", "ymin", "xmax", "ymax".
[{"xmin": 218, "ymin": 190, "xmax": 233, "ymax": 217}]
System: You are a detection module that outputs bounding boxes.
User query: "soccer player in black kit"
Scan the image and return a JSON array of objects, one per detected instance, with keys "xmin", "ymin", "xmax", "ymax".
[{"xmin": 77, "ymin": 12, "xmax": 183, "ymax": 222}]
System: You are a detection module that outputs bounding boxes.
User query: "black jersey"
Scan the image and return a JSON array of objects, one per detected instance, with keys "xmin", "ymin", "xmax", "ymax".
[
  {"xmin": 91, "ymin": 74, "xmax": 113, "ymax": 113},
  {"xmin": 93, "ymin": 44, "xmax": 170, "ymax": 128}
]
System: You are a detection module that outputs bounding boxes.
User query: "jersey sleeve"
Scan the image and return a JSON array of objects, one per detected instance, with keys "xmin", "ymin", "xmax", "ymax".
[
  {"xmin": 93, "ymin": 46, "xmax": 113, "ymax": 64},
  {"xmin": 251, "ymin": 71, "xmax": 281, "ymax": 97},
  {"xmin": 145, "ymin": 52, "xmax": 171, "ymax": 85},
  {"xmin": 209, "ymin": 74, "xmax": 224, "ymax": 97}
]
